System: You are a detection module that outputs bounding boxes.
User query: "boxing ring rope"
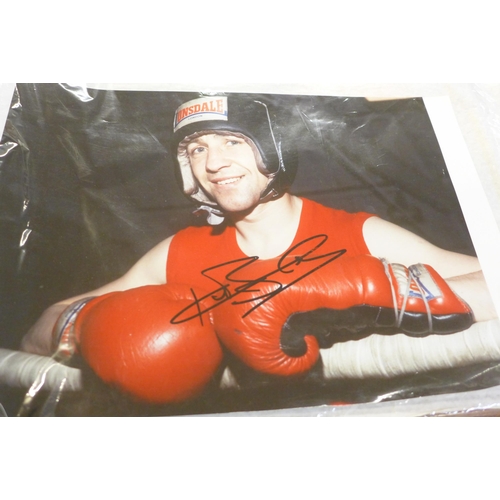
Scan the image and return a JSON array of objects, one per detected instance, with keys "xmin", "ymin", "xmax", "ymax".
[
  {"xmin": 320, "ymin": 319, "xmax": 500, "ymax": 379},
  {"xmin": 2, "ymin": 319, "xmax": 500, "ymax": 401},
  {"xmin": 0, "ymin": 348, "xmax": 82, "ymax": 391}
]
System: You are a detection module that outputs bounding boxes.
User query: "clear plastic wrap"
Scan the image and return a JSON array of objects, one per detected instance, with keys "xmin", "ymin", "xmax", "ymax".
[{"xmin": 1, "ymin": 83, "xmax": 500, "ymax": 417}]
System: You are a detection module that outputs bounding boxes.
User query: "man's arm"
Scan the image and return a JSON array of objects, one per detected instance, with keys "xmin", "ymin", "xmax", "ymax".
[
  {"xmin": 20, "ymin": 236, "xmax": 174, "ymax": 355},
  {"xmin": 363, "ymin": 217, "xmax": 497, "ymax": 322}
]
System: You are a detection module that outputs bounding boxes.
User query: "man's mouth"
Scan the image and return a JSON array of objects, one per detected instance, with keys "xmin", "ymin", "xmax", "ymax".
[{"xmin": 214, "ymin": 176, "xmax": 243, "ymax": 186}]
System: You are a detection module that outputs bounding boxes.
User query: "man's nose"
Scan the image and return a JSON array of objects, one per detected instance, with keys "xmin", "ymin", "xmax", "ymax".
[{"xmin": 205, "ymin": 147, "xmax": 230, "ymax": 172}]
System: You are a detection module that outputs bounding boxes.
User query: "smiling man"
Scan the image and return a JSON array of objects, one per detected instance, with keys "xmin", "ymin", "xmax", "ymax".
[
  {"xmin": 20, "ymin": 93, "xmax": 497, "ymax": 392},
  {"xmin": 186, "ymin": 133, "xmax": 269, "ymax": 213}
]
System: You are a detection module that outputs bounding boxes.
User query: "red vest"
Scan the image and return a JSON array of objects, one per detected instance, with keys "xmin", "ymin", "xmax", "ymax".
[{"xmin": 167, "ymin": 198, "xmax": 373, "ymax": 290}]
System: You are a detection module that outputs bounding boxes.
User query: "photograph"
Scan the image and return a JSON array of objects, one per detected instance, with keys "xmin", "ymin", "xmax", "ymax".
[{"xmin": 1, "ymin": 83, "xmax": 500, "ymax": 417}]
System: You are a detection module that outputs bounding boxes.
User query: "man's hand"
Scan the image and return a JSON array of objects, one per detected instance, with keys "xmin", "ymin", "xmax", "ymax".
[
  {"xmin": 212, "ymin": 255, "xmax": 474, "ymax": 377},
  {"xmin": 19, "ymin": 236, "xmax": 174, "ymax": 357},
  {"xmin": 363, "ymin": 216, "xmax": 498, "ymax": 322},
  {"xmin": 76, "ymin": 284, "xmax": 223, "ymax": 403}
]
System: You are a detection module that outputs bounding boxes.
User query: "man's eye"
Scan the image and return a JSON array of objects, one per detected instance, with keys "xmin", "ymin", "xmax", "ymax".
[
  {"xmin": 189, "ymin": 146, "xmax": 205, "ymax": 155},
  {"xmin": 227, "ymin": 139, "xmax": 242, "ymax": 146}
]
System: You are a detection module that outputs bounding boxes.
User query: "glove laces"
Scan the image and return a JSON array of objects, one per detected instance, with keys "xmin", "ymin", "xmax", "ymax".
[{"xmin": 381, "ymin": 259, "xmax": 434, "ymax": 333}]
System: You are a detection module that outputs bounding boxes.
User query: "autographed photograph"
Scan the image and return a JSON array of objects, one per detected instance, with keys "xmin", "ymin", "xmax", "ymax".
[{"xmin": 1, "ymin": 84, "xmax": 500, "ymax": 417}]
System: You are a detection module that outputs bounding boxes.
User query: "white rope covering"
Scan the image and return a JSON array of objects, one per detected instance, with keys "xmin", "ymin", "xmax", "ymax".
[
  {"xmin": 321, "ymin": 319, "xmax": 500, "ymax": 379},
  {"xmin": 2, "ymin": 319, "xmax": 500, "ymax": 393},
  {"xmin": 0, "ymin": 348, "xmax": 82, "ymax": 391}
]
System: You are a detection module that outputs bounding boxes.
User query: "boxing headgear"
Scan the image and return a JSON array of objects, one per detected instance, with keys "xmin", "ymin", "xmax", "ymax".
[{"xmin": 171, "ymin": 94, "xmax": 297, "ymax": 225}]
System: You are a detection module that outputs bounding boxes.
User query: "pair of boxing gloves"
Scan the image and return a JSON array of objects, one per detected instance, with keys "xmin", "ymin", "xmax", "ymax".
[{"xmin": 53, "ymin": 255, "xmax": 474, "ymax": 404}]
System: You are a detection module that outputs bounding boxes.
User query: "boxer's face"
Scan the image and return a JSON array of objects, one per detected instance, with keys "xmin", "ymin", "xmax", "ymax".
[{"xmin": 187, "ymin": 133, "xmax": 269, "ymax": 213}]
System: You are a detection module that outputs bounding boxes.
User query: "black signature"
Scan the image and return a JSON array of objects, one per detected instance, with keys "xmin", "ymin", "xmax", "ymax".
[{"xmin": 171, "ymin": 234, "xmax": 346, "ymax": 325}]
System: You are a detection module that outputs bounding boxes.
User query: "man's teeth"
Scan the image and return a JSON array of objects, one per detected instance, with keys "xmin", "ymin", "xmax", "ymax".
[{"xmin": 216, "ymin": 177, "xmax": 241, "ymax": 185}]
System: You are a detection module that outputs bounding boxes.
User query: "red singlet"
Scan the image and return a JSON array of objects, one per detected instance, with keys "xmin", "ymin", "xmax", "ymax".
[{"xmin": 167, "ymin": 198, "xmax": 373, "ymax": 290}]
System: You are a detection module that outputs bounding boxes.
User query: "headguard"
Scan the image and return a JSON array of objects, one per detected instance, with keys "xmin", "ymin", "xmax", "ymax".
[{"xmin": 171, "ymin": 93, "xmax": 297, "ymax": 224}]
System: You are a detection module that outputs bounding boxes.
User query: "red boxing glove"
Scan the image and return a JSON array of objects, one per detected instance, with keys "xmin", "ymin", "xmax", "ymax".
[
  {"xmin": 211, "ymin": 254, "xmax": 474, "ymax": 377},
  {"xmin": 73, "ymin": 284, "xmax": 223, "ymax": 404}
]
